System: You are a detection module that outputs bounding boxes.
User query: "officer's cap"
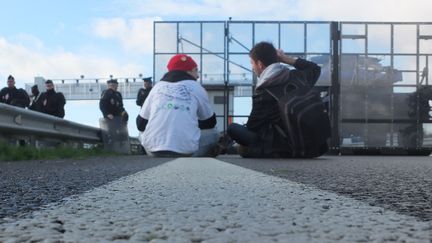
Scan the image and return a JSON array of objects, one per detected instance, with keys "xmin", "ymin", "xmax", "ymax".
[
  {"xmin": 45, "ymin": 79, "xmax": 53, "ymax": 84},
  {"xmin": 143, "ymin": 77, "xmax": 152, "ymax": 83},
  {"xmin": 107, "ymin": 79, "xmax": 118, "ymax": 84}
]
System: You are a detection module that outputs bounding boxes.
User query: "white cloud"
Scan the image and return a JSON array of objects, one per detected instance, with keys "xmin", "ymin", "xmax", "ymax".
[
  {"xmin": 113, "ymin": 0, "xmax": 294, "ymax": 20},
  {"xmin": 0, "ymin": 36, "xmax": 145, "ymax": 88},
  {"xmin": 298, "ymin": 0, "xmax": 432, "ymax": 21},
  {"xmin": 103, "ymin": 0, "xmax": 432, "ymax": 63},
  {"xmin": 9, "ymin": 33, "xmax": 45, "ymax": 50},
  {"xmin": 92, "ymin": 17, "xmax": 161, "ymax": 54},
  {"xmin": 115, "ymin": 0, "xmax": 432, "ymax": 21}
]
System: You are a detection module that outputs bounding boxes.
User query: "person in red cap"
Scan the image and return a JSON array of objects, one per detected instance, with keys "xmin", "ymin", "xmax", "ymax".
[{"xmin": 136, "ymin": 54, "xmax": 219, "ymax": 157}]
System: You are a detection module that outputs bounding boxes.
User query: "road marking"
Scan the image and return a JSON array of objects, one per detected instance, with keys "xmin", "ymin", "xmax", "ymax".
[{"xmin": 1, "ymin": 158, "xmax": 431, "ymax": 242}]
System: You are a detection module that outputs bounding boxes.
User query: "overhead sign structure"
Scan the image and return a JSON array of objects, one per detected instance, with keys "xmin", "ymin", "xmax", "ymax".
[{"xmin": 154, "ymin": 20, "xmax": 432, "ymax": 154}]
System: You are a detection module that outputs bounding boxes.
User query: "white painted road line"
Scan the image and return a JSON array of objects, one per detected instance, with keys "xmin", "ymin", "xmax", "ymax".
[{"xmin": 1, "ymin": 158, "xmax": 431, "ymax": 242}]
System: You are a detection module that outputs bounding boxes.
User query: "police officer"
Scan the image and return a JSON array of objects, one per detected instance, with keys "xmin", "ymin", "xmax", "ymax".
[
  {"xmin": 0, "ymin": 75, "xmax": 30, "ymax": 108},
  {"xmin": 99, "ymin": 79, "xmax": 128, "ymax": 122},
  {"xmin": 29, "ymin": 84, "xmax": 43, "ymax": 112},
  {"xmin": 39, "ymin": 80, "xmax": 66, "ymax": 118},
  {"xmin": 136, "ymin": 77, "xmax": 152, "ymax": 107}
]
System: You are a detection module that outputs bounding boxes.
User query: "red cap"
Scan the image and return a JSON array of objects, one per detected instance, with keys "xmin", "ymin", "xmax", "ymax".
[{"xmin": 167, "ymin": 54, "xmax": 197, "ymax": 72}]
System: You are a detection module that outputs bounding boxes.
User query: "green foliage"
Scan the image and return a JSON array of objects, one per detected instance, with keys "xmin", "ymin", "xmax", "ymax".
[{"xmin": 0, "ymin": 143, "xmax": 118, "ymax": 161}]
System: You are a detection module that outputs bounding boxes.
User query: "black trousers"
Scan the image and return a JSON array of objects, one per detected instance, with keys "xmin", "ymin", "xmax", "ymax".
[{"xmin": 227, "ymin": 123, "xmax": 259, "ymax": 146}]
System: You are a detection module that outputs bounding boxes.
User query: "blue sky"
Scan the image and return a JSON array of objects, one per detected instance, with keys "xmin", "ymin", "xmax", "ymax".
[
  {"xmin": 1, "ymin": 0, "xmax": 432, "ymax": 136},
  {"xmin": 1, "ymin": 1, "xmax": 114, "ymax": 54}
]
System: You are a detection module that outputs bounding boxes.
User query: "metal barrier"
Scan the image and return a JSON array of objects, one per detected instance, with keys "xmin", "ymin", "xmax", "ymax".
[
  {"xmin": 0, "ymin": 103, "xmax": 101, "ymax": 147},
  {"xmin": 154, "ymin": 20, "xmax": 432, "ymax": 155},
  {"xmin": 0, "ymin": 103, "xmax": 142, "ymax": 154}
]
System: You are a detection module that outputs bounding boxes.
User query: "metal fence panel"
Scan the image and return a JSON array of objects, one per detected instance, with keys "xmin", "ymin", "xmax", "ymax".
[{"xmin": 154, "ymin": 20, "xmax": 432, "ymax": 152}]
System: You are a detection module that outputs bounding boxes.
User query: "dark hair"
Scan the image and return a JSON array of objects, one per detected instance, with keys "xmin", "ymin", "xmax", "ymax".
[
  {"xmin": 45, "ymin": 79, "xmax": 53, "ymax": 84},
  {"xmin": 249, "ymin": 42, "xmax": 278, "ymax": 67},
  {"xmin": 7, "ymin": 75, "xmax": 14, "ymax": 80}
]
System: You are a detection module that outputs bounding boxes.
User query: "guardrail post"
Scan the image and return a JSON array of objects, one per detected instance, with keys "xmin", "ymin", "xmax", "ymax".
[{"xmin": 99, "ymin": 117, "xmax": 131, "ymax": 154}]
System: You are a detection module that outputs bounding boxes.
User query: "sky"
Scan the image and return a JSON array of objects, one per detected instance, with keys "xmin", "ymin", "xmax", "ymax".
[{"xmin": 2, "ymin": 0, "xmax": 432, "ymax": 136}]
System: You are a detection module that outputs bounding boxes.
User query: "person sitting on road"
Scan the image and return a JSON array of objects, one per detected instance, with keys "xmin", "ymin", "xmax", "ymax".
[
  {"xmin": 227, "ymin": 42, "xmax": 324, "ymax": 158},
  {"xmin": 136, "ymin": 54, "xmax": 219, "ymax": 157}
]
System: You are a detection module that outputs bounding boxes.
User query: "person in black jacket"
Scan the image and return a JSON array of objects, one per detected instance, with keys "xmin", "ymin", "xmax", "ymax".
[
  {"xmin": 39, "ymin": 80, "xmax": 66, "ymax": 118},
  {"xmin": 29, "ymin": 84, "xmax": 43, "ymax": 112},
  {"xmin": 99, "ymin": 79, "xmax": 128, "ymax": 122},
  {"xmin": 227, "ymin": 42, "xmax": 321, "ymax": 158},
  {"xmin": 0, "ymin": 75, "xmax": 30, "ymax": 108},
  {"xmin": 136, "ymin": 77, "xmax": 152, "ymax": 107}
]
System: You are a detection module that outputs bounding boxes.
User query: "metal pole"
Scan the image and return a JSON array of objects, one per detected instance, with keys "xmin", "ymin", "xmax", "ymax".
[
  {"xmin": 390, "ymin": 24, "xmax": 395, "ymax": 147},
  {"xmin": 153, "ymin": 22, "xmax": 156, "ymax": 83},
  {"xmin": 416, "ymin": 24, "xmax": 421, "ymax": 148},
  {"xmin": 176, "ymin": 23, "xmax": 180, "ymax": 53},
  {"xmin": 200, "ymin": 23, "xmax": 203, "ymax": 85},
  {"xmin": 330, "ymin": 21, "xmax": 341, "ymax": 153},
  {"xmin": 364, "ymin": 23, "xmax": 369, "ymax": 147},
  {"xmin": 304, "ymin": 23, "xmax": 307, "ymax": 58},
  {"xmin": 224, "ymin": 21, "xmax": 228, "ymax": 132},
  {"xmin": 225, "ymin": 20, "xmax": 231, "ymax": 133}
]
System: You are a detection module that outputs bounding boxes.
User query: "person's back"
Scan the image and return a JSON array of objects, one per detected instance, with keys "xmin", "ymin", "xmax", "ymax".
[
  {"xmin": 137, "ymin": 54, "xmax": 218, "ymax": 157},
  {"xmin": 141, "ymin": 79, "xmax": 211, "ymax": 154},
  {"xmin": 227, "ymin": 42, "xmax": 326, "ymax": 158}
]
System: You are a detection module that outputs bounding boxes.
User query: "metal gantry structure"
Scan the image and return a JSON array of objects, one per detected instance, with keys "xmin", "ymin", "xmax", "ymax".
[
  {"xmin": 154, "ymin": 20, "xmax": 432, "ymax": 154},
  {"xmin": 25, "ymin": 76, "xmax": 149, "ymax": 100}
]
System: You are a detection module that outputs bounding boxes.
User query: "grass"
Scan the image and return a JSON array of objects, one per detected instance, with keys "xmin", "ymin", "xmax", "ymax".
[{"xmin": 0, "ymin": 143, "xmax": 118, "ymax": 161}]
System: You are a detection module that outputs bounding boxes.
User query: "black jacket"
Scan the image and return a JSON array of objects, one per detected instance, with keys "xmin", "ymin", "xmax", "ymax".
[
  {"xmin": 136, "ymin": 87, "xmax": 152, "ymax": 107},
  {"xmin": 99, "ymin": 89, "xmax": 125, "ymax": 118},
  {"xmin": 29, "ymin": 92, "xmax": 43, "ymax": 112},
  {"xmin": 0, "ymin": 87, "xmax": 30, "ymax": 108},
  {"xmin": 246, "ymin": 58, "xmax": 321, "ymax": 146},
  {"xmin": 39, "ymin": 90, "xmax": 66, "ymax": 118}
]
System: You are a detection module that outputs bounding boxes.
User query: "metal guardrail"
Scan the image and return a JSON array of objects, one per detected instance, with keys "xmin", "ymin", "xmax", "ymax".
[
  {"xmin": 0, "ymin": 103, "xmax": 143, "ymax": 154},
  {"xmin": 0, "ymin": 103, "xmax": 101, "ymax": 143}
]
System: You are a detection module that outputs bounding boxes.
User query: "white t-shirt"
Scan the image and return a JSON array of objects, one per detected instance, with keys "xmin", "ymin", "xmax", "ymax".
[{"xmin": 139, "ymin": 80, "xmax": 214, "ymax": 154}]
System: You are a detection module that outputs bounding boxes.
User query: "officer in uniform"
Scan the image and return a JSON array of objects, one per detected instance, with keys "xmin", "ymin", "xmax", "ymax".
[
  {"xmin": 39, "ymin": 80, "xmax": 66, "ymax": 118},
  {"xmin": 0, "ymin": 75, "xmax": 30, "ymax": 108},
  {"xmin": 136, "ymin": 77, "xmax": 152, "ymax": 107},
  {"xmin": 29, "ymin": 84, "xmax": 43, "ymax": 112},
  {"xmin": 99, "ymin": 79, "xmax": 128, "ymax": 122}
]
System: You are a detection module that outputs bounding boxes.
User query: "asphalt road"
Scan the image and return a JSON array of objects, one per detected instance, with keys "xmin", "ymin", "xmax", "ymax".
[
  {"xmin": 2, "ymin": 157, "xmax": 431, "ymax": 242},
  {"xmin": 0, "ymin": 155, "xmax": 170, "ymax": 223},
  {"xmin": 2, "ymin": 154, "xmax": 432, "ymax": 224},
  {"xmin": 219, "ymin": 155, "xmax": 432, "ymax": 222}
]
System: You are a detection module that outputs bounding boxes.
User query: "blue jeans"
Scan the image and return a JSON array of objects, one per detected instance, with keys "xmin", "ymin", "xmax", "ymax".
[{"xmin": 145, "ymin": 128, "xmax": 219, "ymax": 157}]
